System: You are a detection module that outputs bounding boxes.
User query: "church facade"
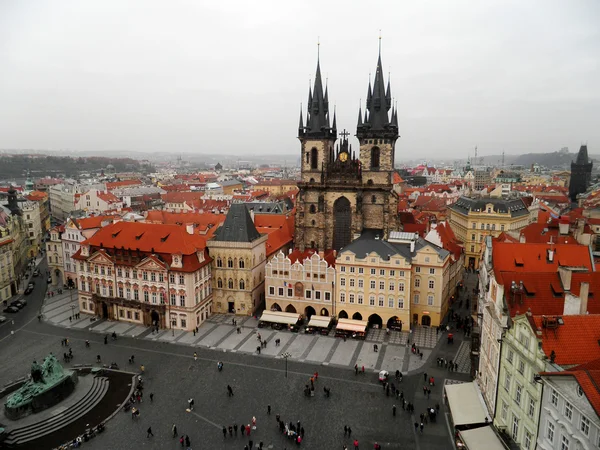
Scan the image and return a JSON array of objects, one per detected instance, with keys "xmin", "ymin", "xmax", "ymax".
[{"xmin": 294, "ymin": 51, "xmax": 401, "ymax": 252}]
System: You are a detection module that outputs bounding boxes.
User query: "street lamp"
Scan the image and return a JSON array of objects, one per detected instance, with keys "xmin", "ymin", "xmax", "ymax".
[{"xmin": 281, "ymin": 351, "xmax": 291, "ymax": 378}]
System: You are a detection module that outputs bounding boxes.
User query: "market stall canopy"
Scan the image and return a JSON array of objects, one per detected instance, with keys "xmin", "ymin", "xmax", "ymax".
[
  {"xmin": 459, "ymin": 426, "xmax": 506, "ymax": 450},
  {"xmin": 444, "ymin": 382, "xmax": 490, "ymax": 427},
  {"xmin": 307, "ymin": 316, "xmax": 333, "ymax": 328},
  {"xmin": 259, "ymin": 311, "xmax": 302, "ymax": 325},
  {"xmin": 335, "ymin": 318, "xmax": 368, "ymax": 333}
]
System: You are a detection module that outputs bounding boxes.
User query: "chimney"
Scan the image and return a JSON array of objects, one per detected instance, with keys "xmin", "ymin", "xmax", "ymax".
[
  {"xmin": 558, "ymin": 218, "xmax": 569, "ymax": 235},
  {"xmin": 250, "ymin": 209, "xmax": 255, "ymax": 223},
  {"xmin": 410, "ymin": 239, "xmax": 416, "ymax": 253},
  {"xmin": 519, "ymin": 234, "xmax": 526, "ymax": 243},
  {"xmin": 547, "ymin": 249, "xmax": 554, "ymax": 262},
  {"xmin": 579, "ymin": 282, "xmax": 589, "ymax": 314},
  {"xmin": 186, "ymin": 223, "xmax": 194, "ymax": 235},
  {"xmin": 558, "ymin": 267, "xmax": 572, "ymax": 291}
]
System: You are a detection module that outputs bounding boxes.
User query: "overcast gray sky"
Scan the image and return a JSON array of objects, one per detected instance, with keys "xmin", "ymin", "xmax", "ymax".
[{"xmin": 0, "ymin": 0, "xmax": 598, "ymax": 160}]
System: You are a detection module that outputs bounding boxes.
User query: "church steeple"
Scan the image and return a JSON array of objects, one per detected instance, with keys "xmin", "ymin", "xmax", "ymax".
[
  {"xmin": 356, "ymin": 42, "xmax": 398, "ymax": 140},
  {"xmin": 299, "ymin": 53, "xmax": 336, "ymax": 139}
]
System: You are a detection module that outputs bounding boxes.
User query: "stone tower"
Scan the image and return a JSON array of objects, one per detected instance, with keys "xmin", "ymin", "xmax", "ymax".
[
  {"xmin": 294, "ymin": 49, "xmax": 400, "ymax": 252},
  {"xmin": 569, "ymin": 144, "xmax": 593, "ymax": 202}
]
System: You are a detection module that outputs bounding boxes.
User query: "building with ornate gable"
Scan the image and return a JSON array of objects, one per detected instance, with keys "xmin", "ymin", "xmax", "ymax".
[{"xmin": 73, "ymin": 221, "xmax": 212, "ymax": 331}]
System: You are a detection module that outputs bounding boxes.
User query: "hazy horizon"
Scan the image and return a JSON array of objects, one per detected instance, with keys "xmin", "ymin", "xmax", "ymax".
[{"xmin": 1, "ymin": 0, "xmax": 598, "ymax": 158}]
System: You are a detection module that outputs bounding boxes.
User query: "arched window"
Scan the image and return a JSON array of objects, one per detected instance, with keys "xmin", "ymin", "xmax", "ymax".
[
  {"xmin": 217, "ymin": 278, "xmax": 223, "ymax": 288},
  {"xmin": 239, "ymin": 259, "xmax": 245, "ymax": 269},
  {"xmin": 239, "ymin": 279, "xmax": 245, "ymax": 290},
  {"xmin": 311, "ymin": 220, "xmax": 316, "ymax": 226},
  {"xmin": 228, "ymin": 279, "xmax": 234, "ymax": 289},
  {"xmin": 309, "ymin": 204, "xmax": 316, "ymax": 214},
  {"xmin": 310, "ymin": 147, "xmax": 318, "ymax": 169},
  {"xmin": 367, "ymin": 179, "xmax": 374, "ymax": 186},
  {"xmin": 306, "ymin": 152, "xmax": 310, "ymax": 164},
  {"xmin": 216, "ymin": 257, "xmax": 223, "ymax": 268},
  {"xmin": 227, "ymin": 258, "xmax": 233, "ymax": 268},
  {"xmin": 371, "ymin": 147, "xmax": 380, "ymax": 168}
]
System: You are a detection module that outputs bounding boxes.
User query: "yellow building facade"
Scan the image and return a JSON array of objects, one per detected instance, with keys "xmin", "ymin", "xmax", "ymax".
[{"xmin": 448, "ymin": 197, "xmax": 530, "ymax": 269}]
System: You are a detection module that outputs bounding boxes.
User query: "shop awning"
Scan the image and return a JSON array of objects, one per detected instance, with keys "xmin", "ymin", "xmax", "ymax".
[
  {"xmin": 259, "ymin": 311, "xmax": 302, "ymax": 325},
  {"xmin": 307, "ymin": 316, "xmax": 332, "ymax": 328},
  {"xmin": 445, "ymin": 382, "xmax": 490, "ymax": 427},
  {"xmin": 459, "ymin": 426, "xmax": 506, "ymax": 450},
  {"xmin": 335, "ymin": 318, "xmax": 368, "ymax": 333}
]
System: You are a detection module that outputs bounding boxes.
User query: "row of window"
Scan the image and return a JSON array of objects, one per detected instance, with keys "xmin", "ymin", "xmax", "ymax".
[
  {"xmin": 471, "ymin": 222, "xmax": 505, "ymax": 231},
  {"xmin": 217, "ymin": 278, "xmax": 248, "ymax": 290},
  {"xmin": 271, "ymin": 270, "xmax": 327, "ymax": 280},
  {"xmin": 80, "ymin": 263, "xmax": 204, "ymax": 285},
  {"xmin": 340, "ymin": 293, "xmax": 406, "ymax": 309},
  {"xmin": 340, "ymin": 267, "xmax": 435, "ymax": 276},
  {"xmin": 268, "ymin": 286, "xmax": 331, "ymax": 302},
  {"xmin": 81, "ymin": 282, "xmax": 188, "ymax": 307},
  {"xmin": 549, "ymin": 387, "xmax": 595, "ymax": 440},
  {"xmin": 216, "ymin": 257, "xmax": 246, "ymax": 269}
]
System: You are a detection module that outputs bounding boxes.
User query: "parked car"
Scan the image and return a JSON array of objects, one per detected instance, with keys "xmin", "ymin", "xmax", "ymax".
[
  {"xmin": 3, "ymin": 306, "xmax": 19, "ymax": 314},
  {"xmin": 33, "ymin": 269, "xmax": 40, "ymax": 277},
  {"xmin": 10, "ymin": 301, "xmax": 25, "ymax": 309},
  {"xmin": 0, "ymin": 315, "xmax": 6, "ymax": 323},
  {"xmin": 16, "ymin": 298, "xmax": 26, "ymax": 307},
  {"xmin": 24, "ymin": 286, "xmax": 34, "ymax": 295}
]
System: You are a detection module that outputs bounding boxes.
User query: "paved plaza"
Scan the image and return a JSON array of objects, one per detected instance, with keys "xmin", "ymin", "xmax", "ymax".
[{"xmin": 0, "ymin": 258, "xmax": 479, "ymax": 449}]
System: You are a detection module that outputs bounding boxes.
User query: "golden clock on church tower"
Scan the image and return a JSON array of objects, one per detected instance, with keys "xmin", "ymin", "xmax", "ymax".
[{"xmin": 339, "ymin": 151, "xmax": 349, "ymax": 162}]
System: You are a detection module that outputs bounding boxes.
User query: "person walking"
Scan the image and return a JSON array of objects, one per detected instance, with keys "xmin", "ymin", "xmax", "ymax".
[
  {"xmin": 147, "ymin": 426, "xmax": 154, "ymax": 438},
  {"xmin": 227, "ymin": 385, "xmax": 234, "ymax": 396},
  {"xmin": 344, "ymin": 425, "xmax": 348, "ymax": 436},
  {"xmin": 172, "ymin": 424, "xmax": 177, "ymax": 438},
  {"xmin": 193, "ymin": 352, "xmax": 197, "ymax": 361},
  {"xmin": 348, "ymin": 426, "xmax": 352, "ymax": 437},
  {"xmin": 267, "ymin": 404, "xmax": 271, "ymax": 415},
  {"xmin": 222, "ymin": 426, "xmax": 227, "ymax": 438},
  {"xmin": 234, "ymin": 423, "xmax": 238, "ymax": 435},
  {"xmin": 353, "ymin": 438, "xmax": 359, "ymax": 449},
  {"xmin": 149, "ymin": 393, "xmax": 154, "ymax": 402},
  {"xmin": 423, "ymin": 372, "xmax": 427, "ymax": 382},
  {"xmin": 188, "ymin": 398, "xmax": 194, "ymax": 410},
  {"xmin": 185, "ymin": 435, "xmax": 190, "ymax": 448},
  {"xmin": 393, "ymin": 404, "xmax": 397, "ymax": 416}
]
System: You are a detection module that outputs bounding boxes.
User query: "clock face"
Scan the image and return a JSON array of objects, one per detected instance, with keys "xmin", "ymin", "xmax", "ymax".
[{"xmin": 339, "ymin": 152, "xmax": 349, "ymax": 162}]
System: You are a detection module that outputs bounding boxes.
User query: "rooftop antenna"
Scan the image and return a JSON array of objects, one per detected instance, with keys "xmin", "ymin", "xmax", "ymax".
[
  {"xmin": 317, "ymin": 36, "xmax": 320, "ymax": 61},
  {"xmin": 502, "ymin": 150, "xmax": 505, "ymax": 169},
  {"xmin": 379, "ymin": 29, "xmax": 382, "ymax": 54}
]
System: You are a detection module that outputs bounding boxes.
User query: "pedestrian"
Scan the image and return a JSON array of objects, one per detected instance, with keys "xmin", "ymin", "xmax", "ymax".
[
  {"xmin": 180, "ymin": 435, "xmax": 184, "ymax": 447},
  {"xmin": 149, "ymin": 392, "xmax": 154, "ymax": 402},
  {"xmin": 222, "ymin": 426, "xmax": 227, "ymax": 438},
  {"xmin": 188, "ymin": 398, "xmax": 194, "ymax": 410},
  {"xmin": 420, "ymin": 422, "xmax": 424, "ymax": 433},
  {"xmin": 344, "ymin": 425, "xmax": 347, "ymax": 435},
  {"xmin": 247, "ymin": 424, "xmax": 251, "ymax": 436},
  {"xmin": 228, "ymin": 425, "xmax": 233, "ymax": 436},
  {"xmin": 314, "ymin": 371, "xmax": 318, "ymax": 380},
  {"xmin": 227, "ymin": 385, "xmax": 233, "ymax": 396},
  {"xmin": 172, "ymin": 424, "xmax": 177, "ymax": 438},
  {"xmin": 240, "ymin": 424, "xmax": 245, "ymax": 435},
  {"xmin": 234, "ymin": 424, "xmax": 238, "ymax": 435},
  {"xmin": 194, "ymin": 352, "xmax": 197, "ymax": 361},
  {"xmin": 423, "ymin": 372, "xmax": 427, "ymax": 382},
  {"xmin": 353, "ymin": 438, "xmax": 359, "ymax": 449},
  {"xmin": 354, "ymin": 364, "xmax": 358, "ymax": 375},
  {"xmin": 147, "ymin": 426, "xmax": 153, "ymax": 438},
  {"xmin": 414, "ymin": 422, "xmax": 419, "ymax": 431},
  {"xmin": 185, "ymin": 435, "xmax": 190, "ymax": 447},
  {"xmin": 348, "ymin": 426, "xmax": 352, "ymax": 437},
  {"xmin": 267, "ymin": 404, "xmax": 271, "ymax": 415},
  {"xmin": 393, "ymin": 404, "xmax": 397, "ymax": 416},
  {"xmin": 104, "ymin": 335, "xmax": 108, "ymax": 345},
  {"xmin": 427, "ymin": 388, "xmax": 431, "ymax": 399}
]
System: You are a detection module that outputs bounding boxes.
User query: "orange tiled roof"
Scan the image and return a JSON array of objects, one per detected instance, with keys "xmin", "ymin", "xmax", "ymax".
[
  {"xmin": 255, "ymin": 213, "xmax": 295, "ymax": 256},
  {"xmin": 532, "ymin": 315, "xmax": 600, "ymax": 366},
  {"xmin": 144, "ymin": 211, "xmax": 226, "ymax": 239},
  {"xmin": 97, "ymin": 191, "xmax": 121, "ymax": 204},
  {"xmin": 75, "ymin": 215, "xmax": 116, "ymax": 230},
  {"xmin": 74, "ymin": 221, "xmax": 209, "ymax": 272},
  {"xmin": 402, "ymin": 223, "xmax": 428, "ymax": 237},
  {"xmin": 106, "ymin": 179, "xmax": 142, "ymax": 190},
  {"xmin": 492, "ymin": 241, "xmax": 593, "ymax": 273},
  {"xmin": 26, "ymin": 191, "xmax": 48, "ymax": 201},
  {"xmin": 392, "ymin": 172, "xmax": 404, "ymax": 184},
  {"xmin": 435, "ymin": 222, "xmax": 463, "ymax": 259},
  {"xmin": 519, "ymin": 222, "xmax": 578, "ymax": 245}
]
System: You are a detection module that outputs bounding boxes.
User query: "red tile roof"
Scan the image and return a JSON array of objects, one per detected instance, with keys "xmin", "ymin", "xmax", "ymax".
[
  {"xmin": 492, "ymin": 242, "xmax": 593, "ymax": 273},
  {"xmin": 255, "ymin": 214, "xmax": 295, "ymax": 257},
  {"xmin": 434, "ymin": 222, "xmax": 463, "ymax": 259},
  {"xmin": 532, "ymin": 315, "xmax": 600, "ymax": 366},
  {"xmin": 97, "ymin": 191, "xmax": 121, "ymax": 204},
  {"xmin": 392, "ymin": 172, "xmax": 404, "ymax": 184},
  {"xmin": 25, "ymin": 191, "xmax": 48, "ymax": 201},
  {"xmin": 288, "ymin": 249, "xmax": 336, "ymax": 267},
  {"xmin": 402, "ymin": 223, "xmax": 428, "ymax": 237},
  {"xmin": 519, "ymin": 222, "xmax": 578, "ymax": 245},
  {"xmin": 500, "ymin": 272, "xmax": 568, "ymax": 316},
  {"xmin": 106, "ymin": 179, "xmax": 142, "ymax": 190},
  {"xmin": 144, "ymin": 211, "xmax": 226, "ymax": 239},
  {"xmin": 75, "ymin": 215, "xmax": 117, "ymax": 230}
]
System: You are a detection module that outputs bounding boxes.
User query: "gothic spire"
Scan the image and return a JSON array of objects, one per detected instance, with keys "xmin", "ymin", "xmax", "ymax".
[
  {"xmin": 300, "ymin": 52, "xmax": 335, "ymax": 139},
  {"xmin": 357, "ymin": 105, "xmax": 363, "ymax": 127},
  {"xmin": 576, "ymin": 144, "xmax": 590, "ymax": 165},
  {"xmin": 298, "ymin": 105, "xmax": 304, "ymax": 133},
  {"xmin": 332, "ymin": 106, "xmax": 337, "ymax": 132}
]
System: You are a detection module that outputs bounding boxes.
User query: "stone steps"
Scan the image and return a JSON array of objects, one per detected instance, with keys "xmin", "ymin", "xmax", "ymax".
[{"xmin": 3, "ymin": 376, "xmax": 109, "ymax": 446}]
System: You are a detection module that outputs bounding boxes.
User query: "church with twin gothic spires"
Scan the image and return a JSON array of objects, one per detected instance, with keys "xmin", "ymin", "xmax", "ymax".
[{"xmin": 294, "ymin": 49, "xmax": 401, "ymax": 251}]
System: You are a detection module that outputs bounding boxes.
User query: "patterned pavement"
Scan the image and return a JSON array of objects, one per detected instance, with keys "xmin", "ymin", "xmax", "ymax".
[{"xmin": 453, "ymin": 340, "xmax": 472, "ymax": 374}]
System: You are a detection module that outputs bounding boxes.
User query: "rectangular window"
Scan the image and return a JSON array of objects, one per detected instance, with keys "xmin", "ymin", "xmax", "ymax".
[
  {"xmin": 561, "ymin": 435, "xmax": 569, "ymax": 450},
  {"xmin": 564, "ymin": 402, "xmax": 573, "ymax": 421},
  {"xmin": 515, "ymin": 384, "xmax": 522, "ymax": 405},
  {"xmin": 429, "ymin": 268, "xmax": 435, "ymax": 274},
  {"xmin": 349, "ymin": 294, "xmax": 355, "ymax": 304},
  {"xmin": 126, "ymin": 288, "xmax": 131, "ymax": 299},
  {"xmin": 170, "ymin": 293, "xmax": 176, "ymax": 305},
  {"xmin": 179, "ymin": 275, "xmax": 185, "ymax": 284},
  {"xmin": 512, "ymin": 415, "xmax": 519, "ymax": 441},
  {"xmin": 524, "ymin": 429, "xmax": 532, "ymax": 450},
  {"xmin": 546, "ymin": 421, "xmax": 555, "ymax": 443},
  {"xmin": 119, "ymin": 309, "xmax": 124, "ymax": 318},
  {"xmin": 305, "ymin": 290, "xmax": 312, "ymax": 299},
  {"xmin": 358, "ymin": 279, "xmax": 364, "ymax": 288},
  {"xmin": 180, "ymin": 295, "xmax": 185, "ymax": 307},
  {"xmin": 427, "ymin": 295, "xmax": 434, "ymax": 306},
  {"xmin": 358, "ymin": 294, "xmax": 363, "ymax": 304},
  {"xmin": 358, "ymin": 267, "xmax": 364, "ymax": 274},
  {"xmin": 504, "ymin": 373, "xmax": 512, "ymax": 392},
  {"xmin": 287, "ymin": 288, "xmax": 293, "ymax": 297},
  {"xmin": 379, "ymin": 269, "xmax": 385, "ymax": 276},
  {"xmin": 370, "ymin": 268, "xmax": 376, "ymax": 275},
  {"xmin": 349, "ymin": 266, "xmax": 355, "ymax": 273},
  {"xmin": 339, "ymin": 292, "xmax": 345, "ymax": 303},
  {"xmin": 389, "ymin": 282, "xmax": 395, "ymax": 291},
  {"xmin": 278, "ymin": 287, "xmax": 284, "ymax": 296},
  {"xmin": 340, "ymin": 277, "xmax": 346, "ymax": 287},
  {"xmin": 551, "ymin": 389, "xmax": 558, "ymax": 406},
  {"xmin": 501, "ymin": 224, "xmax": 505, "ymax": 231},
  {"xmin": 370, "ymin": 280, "xmax": 376, "ymax": 289},
  {"xmin": 118, "ymin": 287, "xmax": 124, "ymax": 298},
  {"xmin": 134, "ymin": 312, "xmax": 140, "ymax": 321},
  {"xmin": 144, "ymin": 291, "xmax": 149, "ymax": 302},
  {"xmin": 507, "ymin": 349, "xmax": 514, "ymax": 364},
  {"xmin": 415, "ymin": 278, "xmax": 420, "ymax": 287},
  {"xmin": 399, "ymin": 271, "xmax": 405, "ymax": 277},
  {"xmin": 340, "ymin": 266, "xmax": 346, "ymax": 272},
  {"xmin": 159, "ymin": 273, "xmax": 164, "ymax": 282},
  {"xmin": 269, "ymin": 286, "xmax": 275, "ymax": 295},
  {"xmin": 325, "ymin": 292, "xmax": 331, "ymax": 301},
  {"xmin": 397, "ymin": 298, "xmax": 404, "ymax": 309},
  {"xmin": 580, "ymin": 416, "xmax": 590, "ymax": 436},
  {"xmin": 415, "ymin": 267, "xmax": 421, "ymax": 273},
  {"xmin": 398, "ymin": 283, "xmax": 405, "ymax": 292},
  {"xmin": 428, "ymin": 280, "xmax": 434, "ymax": 289},
  {"xmin": 134, "ymin": 289, "xmax": 139, "ymax": 300},
  {"xmin": 413, "ymin": 294, "xmax": 419, "ymax": 304},
  {"xmin": 143, "ymin": 271, "xmax": 148, "ymax": 280},
  {"xmin": 528, "ymin": 398, "xmax": 535, "ymax": 418},
  {"xmin": 152, "ymin": 292, "xmax": 157, "ymax": 304},
  {"xmin": 388, "ymin": 297, "xmax": 394, "ymax": 308},
  {"xmin": 127, "ymin": 310, "xmax": 132, "ymax": 319},
  {"xmin": 501, "ymin": 401, "xmax": 508, "ymax": 420},
  {"xmin": 170, "ymin": 273, "xmax": 175, "ymax": 283},
  {"xmin": 151, "ymin": 272, "xmax": 156, "ymax": 281},
  {"xmin": 518, "ymin": 360, "xmax": 525, "ymax": 375},
  {"xmin": 315, "ymin": 291, "xmax": 321, "ymax": 300},
  {"xmin": 379, "ymin": 281, "xmax": 385, "ymax": 290},
  {"xmin": 390, "ymin": 270, "xmax": 395, "ymax": 276},
  {"xmin": 378, "ymin": 297, "xmax": 384, "ymax": 307},
  {"xmin": 117, "ymin": 268, "xmax": 122, "ymax": 277},
  {"xmin": 472, "ymin": 222, "xmax": 476, "ymax": 229},
  {"xmin": 349, "ymin": 278, "xmax": 355, "ymax": 287},
  {"xmin": 369, "ymin": 296, "xmax": 375, "ymax": 306}
]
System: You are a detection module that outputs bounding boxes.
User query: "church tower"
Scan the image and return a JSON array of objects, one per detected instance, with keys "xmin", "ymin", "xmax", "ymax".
[
  {"xmin": 569, "ymin": 144, "xmax": 593, "ymax": 202},
  {"xmin": 295, "ymin": 45, "xmax": 400, "ymax": 252}
]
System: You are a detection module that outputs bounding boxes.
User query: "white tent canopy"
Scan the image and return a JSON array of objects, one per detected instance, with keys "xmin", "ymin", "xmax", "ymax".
[
  {"xmin": 459, "ymin": 426, "xmax": 506, "ymax": 450},
  {"xmin": 445, "ymin": 382, "xmax": 490, "ymax": 427},
  {"xmin": 335, "ymin": 318, "xmax": 368, "ymax": 333},
  {"xmin": 259, "ymin": 311, "xmax": 302, "ymax": 325},
  {"xmin": 307, "ymin": 316, "xmax": 332, "ymax": 328}
]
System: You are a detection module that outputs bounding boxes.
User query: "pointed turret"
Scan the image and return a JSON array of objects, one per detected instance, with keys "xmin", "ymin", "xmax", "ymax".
[
  {"xmin": 576, "ymin": 144, "xmax": 589, "ymax": 165},
  {"xmin": 332, "ymin": 107, "xmax": 337, "ymax": 132},
  {"xmin": 357, "ymin": 106, "xmax": 363, "ymax": 127},
  {"xmin": 357, "ymin": 46, "xmax": 397, "ymax": 139},
  {"xmin": 300, "ymin": 56, "xmax": 335, "ymax": 139},
  {"xmin": 298, "ymin": 106, "xmax": 304, "ymax": 134}
]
